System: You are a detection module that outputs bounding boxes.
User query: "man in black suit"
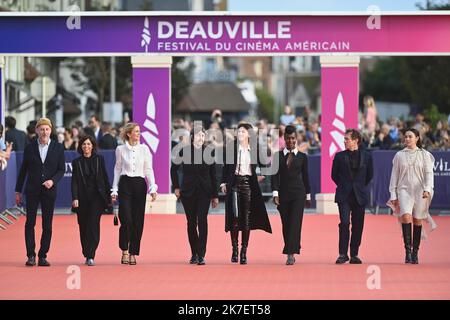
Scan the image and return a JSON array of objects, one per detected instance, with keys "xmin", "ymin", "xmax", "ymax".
[
  {"xmin": 15, "ymin": 118, "xmax": 65, "ymax": 267},
  {"xmin": 98, "ymin": 122, "xmax": 118, "ymax": 150},
  {"xmin": 88, "ymin": 115, "xmax": 103, "ymax": 143},
  {"xmin": 332, "ymin": 129, "xmax": 373, "ymax": 264},
  {"xmin": 272, "ymin": 125, "xmax": 311, "ymax": 265}
]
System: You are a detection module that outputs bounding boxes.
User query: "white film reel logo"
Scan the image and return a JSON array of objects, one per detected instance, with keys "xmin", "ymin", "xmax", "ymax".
[
  {"xmin": 141, "ymin": 17, "xmax": 151, "ymax": 52},
  {"xmin": 329, "ymin": 92, "xmax": 346, "ymax": 157},
  {"xmin": 142, "ymin": 93, "xmax": 159, "ymax": 161}
]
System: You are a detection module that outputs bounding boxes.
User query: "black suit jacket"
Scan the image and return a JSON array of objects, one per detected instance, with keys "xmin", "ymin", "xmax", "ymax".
[
  {"xmin": 171, "ymin": 144, "xmax": 218, "ymax": 199},
  {"xmin": 15, "ymin": 139, "xmax": 65, "ymax": 197},
  {"xmin": 331, "ymin": 149, "xmax": 374, "ymax": 206},
  {"xmin": 5, "ymin": 128, "xmax": 27, "ymax": 151},
  {"xmin": 71, "ymin": 153, "xmax": 112, "ymax": 209},
  {"xmin": 271, "ymin": 150, "xmax": 311, "ymax": 202},
  {"xmin": 98, "ymin": 133, "xmax": 118, "ymax": 150}
]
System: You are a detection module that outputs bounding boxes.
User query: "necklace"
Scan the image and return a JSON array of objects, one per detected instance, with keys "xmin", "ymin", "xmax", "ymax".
[{"xmin": 405, "ymin": 148, "xmax": 419, "ymax": 166}]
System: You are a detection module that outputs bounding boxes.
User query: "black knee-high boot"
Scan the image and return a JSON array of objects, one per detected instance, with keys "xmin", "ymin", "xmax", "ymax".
[
  {"xmin": 230, "ymin": 220, "xmax": 239, "ymax": 263},
  {"xmin": 240, "ymin": 229, "xmax": 250, "ymax": 265},
  {"xmin": 412, "ymin": 225, "xmax": 422, "ymax": 264},
  {"xmin": 402, "ymin": 223, "xmax": 412, "ymax": 263}
]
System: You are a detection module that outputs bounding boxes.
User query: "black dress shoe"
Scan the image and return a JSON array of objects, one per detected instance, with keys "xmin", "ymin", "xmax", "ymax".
[
  {"xmin": 197, "ymin": 257, "xmax": 206, "ymax": 265},
  {"xmin": 189, "ymin": 254, "xmax": 199, "ymax": 264},
  {"xmin": 335, "ymin": 254, "xmax": 350, "ymax": 264},
  {"xmin": 350, "ymin": 256, "xmax": 362, "ymax": 264},
  {"xmin": 38, "ymin": 258, "xmax": 51, "ymax": 267},
  {"xmin": 240, "ymin": 246, "xmax": 247, "ymax": 265},
  {"xmin": 25, "ymin": 256, "xmax": 36, "ymax": 266},
  {"xmin": 286, "ymin": 254, "xmax": 295, "ymax": 265}
]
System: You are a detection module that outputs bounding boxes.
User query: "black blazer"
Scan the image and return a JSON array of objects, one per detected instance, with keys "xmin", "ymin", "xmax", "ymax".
[
  {"xmin": 271, "ymin": 150, "xmax": 311, "ymax": 202},
  {"xmin": 71, "ymin": 153, "xmax": 112, "ymax": 209},
  {"xmin": 5, "ymin": 128, "xmax": 27, "ymax": 151},
  {"xmin": 98, "ymin": 133, "xmax": 118, "ymax": 150},
  {"xmin": 171, "ymin": 144, "xmax": 218, "ymax": 199},
  {"xmin": 15, "ymin": 139, "xmax": 65, "ymax": 197},
  {"xmin": 331, "ymin": 149, "xmax": 374, "ymax": 206}
]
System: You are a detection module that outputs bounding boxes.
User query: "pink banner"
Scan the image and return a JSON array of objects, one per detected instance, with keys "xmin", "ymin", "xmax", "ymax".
[
  {"xmin": 132, "ymin": 67, "xmax": 171, "ymax": 194},
  {"xmin": 321, "ymin": 66, "xmax": 359, "ymax": 193}
]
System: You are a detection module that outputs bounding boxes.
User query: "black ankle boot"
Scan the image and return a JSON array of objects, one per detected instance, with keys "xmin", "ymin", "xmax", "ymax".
[
  {"xmin": 240, "ymin": 230, "xmax": 250, "ymax": 265},
  {"xmin": 412, "ymin": 225, "xmax": 422, "ymax": 264},
  {"xmin": 402, "ymin": 223, "xmax": 412, "ymax": 263},
  {"xmin": 231, "ymin": 241, "xmax": 239, "ymax": 263},
  {"xmin": 240, "ymin": 245, "xmax": 247, "ymax": 265},
  {"xmin": 230, "ymin": 224, "xmax": 239, "ymax": 263}
]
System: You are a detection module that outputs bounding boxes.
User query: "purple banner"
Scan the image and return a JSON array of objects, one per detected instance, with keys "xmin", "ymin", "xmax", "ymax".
[
  {"xmin": 0, "ymin": 14, "xmax": 450, "ymax": 54},
  {"xmin": 0, "ymin": 68, "xmax": 2, "ymax": 123},
  {"xmin": 132, "ymin": 67, "xmax": 171, "ymax": 193},
  {"xmin": 372, "ymin": 150, "xmax": 450, "ymax": 209}
]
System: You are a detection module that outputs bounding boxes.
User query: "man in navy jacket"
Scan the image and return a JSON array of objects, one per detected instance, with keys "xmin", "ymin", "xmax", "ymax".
[
  {"xmin": 332, "ymin": 129, "xmax": 373, "ymax": 264},
  {"xmin": 15, "ymin": 118, "xmax": 65, "ymax": 267}
]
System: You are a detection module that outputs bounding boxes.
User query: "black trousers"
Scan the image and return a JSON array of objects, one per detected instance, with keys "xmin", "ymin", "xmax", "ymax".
[
  {"xmin": 278, "ymin": 197, "xmax": 305, "ymax": 254},
  {"xmin": 77, "ymin": 195, "xmax": 103, "ymax": 259},
  {"xmin": 118, "ymin": 176, "xmax": 147, "ymax": 255},
  {"xmin": 230, "ymin": 175, "xmax": 251, "ymax": 247},
  {"xmin": 180, "ymin": 192, "xmax": 210, "ymax": 258},
  {"xmin": 337, "ymin": 191, "xmax": 365, "ymax": 257},
  {"xmin": 25, "ymin": 190, "xmax": 56, "ymax": 259}
]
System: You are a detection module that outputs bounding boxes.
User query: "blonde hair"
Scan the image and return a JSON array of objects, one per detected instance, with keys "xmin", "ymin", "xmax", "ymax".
[
  {"xmin": 364, "ymin": 95, "xmax": 376, "ymax": 109},
  {"xmin": 121, "ymin": 122, "xmax": 139, "ymax": 142}
]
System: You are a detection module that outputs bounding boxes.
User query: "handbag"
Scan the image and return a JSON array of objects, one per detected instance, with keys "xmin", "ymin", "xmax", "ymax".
[{"xmin": 113, "ymin": 205, "xmax": 119, "ymax": 226}]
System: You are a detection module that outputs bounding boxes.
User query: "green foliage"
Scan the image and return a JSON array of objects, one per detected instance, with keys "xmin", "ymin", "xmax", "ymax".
[
  {"xmin": 362, "ymin": 57, "xmax": 450, "ymax": 114},
  {"xmin": 255, "ymin": 88, "xmax": 275, "ymax": 123},
  {"xmin": 172, "ymin": 57, "xmax": 192, "ymax": 110},
  {"xmin": 423, "ymin": 104, "xmax": 448, "ymax": 128}
]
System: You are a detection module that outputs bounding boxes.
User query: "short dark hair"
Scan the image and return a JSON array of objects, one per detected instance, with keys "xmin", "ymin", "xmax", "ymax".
[
  {"xmin": 77, "ymin": 135, "xmax": 97, "ymax": 155},
  {"xmin": 284, "ymin": 125, "xmax": 296, "ymax": 136},
  {"xmin": 345, "ymin": 129, "xmax": 362, "ymax": 144},
  {"xmin": 190, "ymin": 127, "xmax": 206, "ymax": 142},
  {"xmin": 5, "ymin": 116, "xmax": 16, "ymax": 129},
  {"xmin": 237, "ymin": 123, "xmax": 253, "ymax": 132}
]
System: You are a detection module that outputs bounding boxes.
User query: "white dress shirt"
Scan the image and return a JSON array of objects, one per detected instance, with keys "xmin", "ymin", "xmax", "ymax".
[
  {"xmin": 94, "ymin": 127, "xmax": 100, "ymax": 140},
  {"xmin": 38, "ymin": 139, "xmax": 51, "ymax": 163},
  {"xmin": 273, "ymin": 147, "xmax": 311, "ymax": 200},
  {"xmin": 111, "ymin": 142, "xmax": 157, "ymax": 196},
  {"xmin": 235, "ymin": 145, "xmax": 252, "ymax": 176}
]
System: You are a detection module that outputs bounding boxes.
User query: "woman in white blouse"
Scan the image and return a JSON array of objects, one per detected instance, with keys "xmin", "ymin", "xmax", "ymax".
[
  {"xmin": 111, "ymin": 123, "xmax": 157, "ymax": 265},
  {"xmin": 388, "ymin": 128, "xmax": 434, "ymax": 264}
]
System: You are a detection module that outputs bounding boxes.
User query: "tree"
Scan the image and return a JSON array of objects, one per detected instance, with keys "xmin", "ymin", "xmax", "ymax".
[
  {"xmin": 172, "ymin": 57, "xmax": 192, "ymax": 109},
  {"xmin": 416, "ymin": 0, "xmax": 450, "ymax": 10},
  {"xmin": 362, "ymin": 57, "xmax": 450, "ymax": 114},
  {"xmin": 255, "ymin": 88, "xmax": 276, "ymax": 123}
]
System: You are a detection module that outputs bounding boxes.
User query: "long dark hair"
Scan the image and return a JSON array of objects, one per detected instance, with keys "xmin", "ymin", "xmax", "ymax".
[{"xmin": 404, "ymin": 127, "xmax": 422, "ymax": 149}]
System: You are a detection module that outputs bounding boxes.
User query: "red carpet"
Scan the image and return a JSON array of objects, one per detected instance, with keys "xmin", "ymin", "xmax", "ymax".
[{"xmin": 0, "ymin": 214, "xmax": 449, "ymax": 300}]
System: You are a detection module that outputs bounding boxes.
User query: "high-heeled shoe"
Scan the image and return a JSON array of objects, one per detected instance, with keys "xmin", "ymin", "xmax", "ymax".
[
  {"xmin": 121, "ymin": 251, "xmax": 129, "ymax": 264},
  {"xmin": 129, "ymin": 255, "xmax": 137, "ymax": 265}
]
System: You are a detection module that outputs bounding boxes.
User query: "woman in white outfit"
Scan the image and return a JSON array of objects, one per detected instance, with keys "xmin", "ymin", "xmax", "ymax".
[
  {"xmin": 388, "ymin": 128, "xmax": 435, "ymax": 264},
  {"xmin": 111, "ymin": 123, "xmax": 157, "ymax": 265}
]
